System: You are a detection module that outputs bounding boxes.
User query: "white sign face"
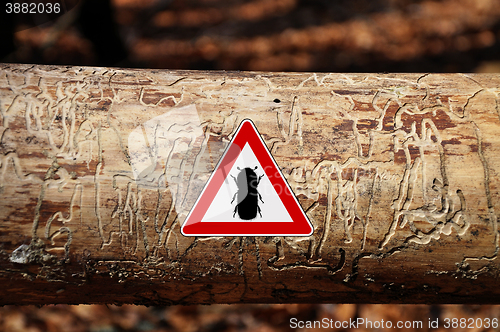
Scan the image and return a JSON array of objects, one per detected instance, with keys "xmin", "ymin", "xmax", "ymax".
[{"xmin": 202, "ymin": 143, "xmax": 293, "ymax": 222}]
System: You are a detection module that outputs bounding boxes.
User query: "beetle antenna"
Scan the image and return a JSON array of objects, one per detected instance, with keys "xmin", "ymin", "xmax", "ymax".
[
  {"xmin": 237, "ymin": 166, "xmax": 241, "ymax": 171},
  {"xmin": 254, "ymin": 166, "xmax": 258, "ymax": 170}
]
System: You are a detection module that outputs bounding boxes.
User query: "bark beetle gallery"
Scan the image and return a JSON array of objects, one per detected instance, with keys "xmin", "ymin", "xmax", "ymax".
[{"xmin": 0, "ymin": 64, "xmax": 499, "ymax": 304}]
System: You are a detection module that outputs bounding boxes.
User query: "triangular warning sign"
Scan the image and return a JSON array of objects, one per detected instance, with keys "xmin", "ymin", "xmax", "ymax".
[{"xmin": 181, "ymin": 119, "xmax": 313, "ymax": 236}]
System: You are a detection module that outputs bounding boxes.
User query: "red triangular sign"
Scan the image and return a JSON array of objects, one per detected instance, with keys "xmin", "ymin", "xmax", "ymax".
[{"xmin": 181, "ymin": 119, "xmax": 313, "ymax": 236}]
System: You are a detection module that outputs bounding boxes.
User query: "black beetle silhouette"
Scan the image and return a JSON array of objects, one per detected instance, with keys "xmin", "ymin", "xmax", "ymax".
[{"xmin": 231, "ymin": 166, "xmax": 264, "ymax": 220}]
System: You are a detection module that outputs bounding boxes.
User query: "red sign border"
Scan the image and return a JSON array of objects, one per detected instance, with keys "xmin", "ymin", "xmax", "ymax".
[{"xmin": 181, "ymin": 119, "xmax": 313, "ymax": 236}]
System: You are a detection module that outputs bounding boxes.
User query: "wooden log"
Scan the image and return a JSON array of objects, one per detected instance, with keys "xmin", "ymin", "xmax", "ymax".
[{"xmin": 0, "ymin": 64, "xmax": 500, "ymax": 305}]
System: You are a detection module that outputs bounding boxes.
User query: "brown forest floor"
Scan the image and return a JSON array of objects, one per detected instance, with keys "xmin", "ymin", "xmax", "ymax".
[
  {"xmin": 2, "ymin": 0, "xmax": 500, "ymax": 331},
  {"xmin": 2, "ymin": 304, "xmax": 500, "ymax": 332}
]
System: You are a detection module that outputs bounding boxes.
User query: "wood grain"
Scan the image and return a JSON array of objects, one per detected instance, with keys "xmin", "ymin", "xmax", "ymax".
[{"xmin": 0, "ymin": 64, "xmax": 500, "ymax": 304}]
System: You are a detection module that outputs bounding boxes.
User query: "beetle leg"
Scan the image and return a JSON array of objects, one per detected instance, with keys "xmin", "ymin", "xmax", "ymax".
[
  {"xmin": 233, "ymin": 205, "xmax": 238, "ymax": 218},
  {"xmin": 258, "ymin": 192, "xmax": 264, "ymax": 204},
  {"xmin": 231, "ymin": 191, "xmax": 238, "ymax": 204},
  {"xmin": 257, "ymin": 174, "xmax": 264, "ymax": 184},
  {"xmin": 257, "ymin": 205, "xmax": 262, "ymax": 218},
  {"xmin": 230, "ymin": 174, "xmax": 237, "ymax": 184}
]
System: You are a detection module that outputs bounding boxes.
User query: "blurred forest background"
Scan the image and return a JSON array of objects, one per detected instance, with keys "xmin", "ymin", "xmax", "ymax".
[
  {"xmin": 2, "ymin": 0, "xmax": 500, "ymax": 72},
  {"xmin": 1, "ymin": 0, "xmax": 500, "ymax": 331}
]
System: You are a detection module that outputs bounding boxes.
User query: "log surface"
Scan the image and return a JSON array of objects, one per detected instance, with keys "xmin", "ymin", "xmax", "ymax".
[{"xmin": 1, "ymin": 64, "xmax": 500, "ymax": 304}]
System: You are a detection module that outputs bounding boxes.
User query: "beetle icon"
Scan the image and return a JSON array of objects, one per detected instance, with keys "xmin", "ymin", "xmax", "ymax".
[{"xmin": 230, "ymin": 166, "xmax": 264, "ymax": 220}]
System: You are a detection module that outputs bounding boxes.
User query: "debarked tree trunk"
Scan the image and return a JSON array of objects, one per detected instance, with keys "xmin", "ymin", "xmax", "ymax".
[{"xmin": 0, "ymin": 64, "xmax": 499, "ymax": 304}]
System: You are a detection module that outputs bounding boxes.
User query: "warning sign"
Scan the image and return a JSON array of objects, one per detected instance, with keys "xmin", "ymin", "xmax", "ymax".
[{"xmin": 181, "ymin": 119, "xmax": 313, "ymax": 236}]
